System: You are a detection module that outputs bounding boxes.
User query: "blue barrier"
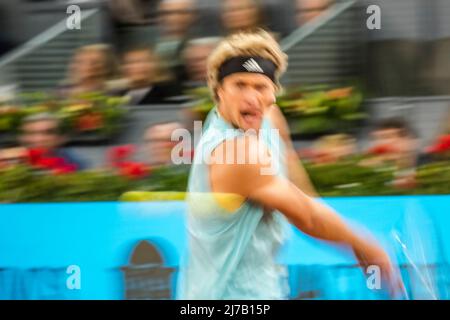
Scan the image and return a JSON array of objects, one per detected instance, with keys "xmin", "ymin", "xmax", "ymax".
[{"xmin": 0, "ymin": 195, "xmax": 449, "ymax": 299}]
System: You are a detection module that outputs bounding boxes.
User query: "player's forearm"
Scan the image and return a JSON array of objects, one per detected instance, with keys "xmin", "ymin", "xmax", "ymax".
[
  {"xmin": 247, "ymin": 165, "xmax": 362, "ymax": 249},
  {"xmin": 292, "ymin": 196, "xmax": 362, "ymax": 248}
]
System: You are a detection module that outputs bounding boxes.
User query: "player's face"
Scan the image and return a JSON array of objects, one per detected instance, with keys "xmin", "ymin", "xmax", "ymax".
[{"xmin": 217, "ymin": 73, "xmax": 276, "ymax": 131}]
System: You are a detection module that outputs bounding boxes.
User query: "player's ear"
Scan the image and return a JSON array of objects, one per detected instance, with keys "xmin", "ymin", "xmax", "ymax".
[
  {"xmin": 272, "ymin": 84, "xmax": 278, "ymax": 103},
  {"xmin": 216, "ymin": 85, "xmax": 224, "ymax": 102},
  {"xmin": 269, "ymin": 87, "xmax": 276, "ymax": 105}
]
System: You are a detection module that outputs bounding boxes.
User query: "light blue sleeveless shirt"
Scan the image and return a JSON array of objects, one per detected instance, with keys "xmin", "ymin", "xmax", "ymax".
[{"xmin": 177, "ymin": 107, "xmax": 290, "ymax": 300}]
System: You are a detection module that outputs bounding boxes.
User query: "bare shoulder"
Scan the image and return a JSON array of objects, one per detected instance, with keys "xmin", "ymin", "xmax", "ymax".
[{"xmin": 209, "ymin": 135, "xmax": 274, "ymax": 197}]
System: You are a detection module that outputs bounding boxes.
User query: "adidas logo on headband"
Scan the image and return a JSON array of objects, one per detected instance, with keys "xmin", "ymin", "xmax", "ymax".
[
  {"xmin": 242, "ymin": 58, "xmax": 264, "ymax": 73},
  {"xmin": 218, "ymin": 56, "xmax": 277, "ymax": 82}
]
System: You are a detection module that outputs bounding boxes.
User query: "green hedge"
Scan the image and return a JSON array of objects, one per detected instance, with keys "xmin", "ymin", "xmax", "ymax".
[
  {"xmin": 1, "ymin": 159, "xmax": 449, "ymax": 203},
  {"xmin": 0, "ymin": 92, "xmax": 127, "ymax": 143},
  {"xmin": 0, "ymin": 165, "xmax": 190, "ymax": 203}
]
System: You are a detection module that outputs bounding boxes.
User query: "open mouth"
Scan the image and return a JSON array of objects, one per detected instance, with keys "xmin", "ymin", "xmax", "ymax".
[{"xmin": 240, "ymin": 110, "xmax": 262, "ymax": 126}]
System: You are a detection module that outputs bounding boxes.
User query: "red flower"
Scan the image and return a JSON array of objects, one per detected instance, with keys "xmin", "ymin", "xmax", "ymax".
[
  {"xmin": 36, "ymin": 157, "xmax": 65, "ymax": 169},
  {"xmin": 368, "ymin": 144, "xmax": 396, "ymax": 155},
  {"xmin": 118, "ymin": 161, "xmax": 149, "ymax": 179},
  {"xmin": 26, "ymin": 148, "xmax": 78, "ymax": 175},
  {"xmin": 426, "ymin": 135, "xmax": 450, "ymax": 154},
  {"xmin": 52, "ymin": 164, "xmax": 77, "ymax": 175},
  {"xmin": 27, "ymin": 148, "xmax": 47, "ymax": 165},
  {"xmin": 76, "ymin": 112, "xmax": 104, "ymax": 131},
  {"xmin": 108, "ymin": 145, "xmax": 136, "ymax": 167}
]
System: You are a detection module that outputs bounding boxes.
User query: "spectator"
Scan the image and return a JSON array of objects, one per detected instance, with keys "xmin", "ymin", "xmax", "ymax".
[
  {"xmin": 143, "ymin": 122, "xmax": 186, "ymax": 166},
  {"xmin": 307, "ymin": 134, "xmax": 357, "ymax": 164},
  {"xmin": 59, "ymin": 44, "xmax": 120, "ymax": 98},
  {"xmin": 221, "ymin": 0, "xmax": 265, "ymax": 35},
  {"xmin": 108, "ymin": 0, "xmax": 157, "ymax": 26},
  {"xmin": 362, "ymin": 118, "xmax": 419, "ymax": 188},
  {"xmin": 155, "ymin": 0, "xmax": 197, "ymax": 83},
  {"xmin": 120, "ymin": 46, "xmax": 182, "ymax": 105},
  {"xmin": 19, "ymin": 113, "xmax": 86, "ymax": 171},
  {"xmin": 424, "ymin": 113, "xmax": 450, "ymax": 161},
  {"xmin": 295, "ymin": 0, "xmax": 333, "ymax": 26},
  {"xmin": 182, "ymin": 37, "xmax": 221, "ymax": 89},
  {"xmin": 425, "ymin": 133, "xmax": 450, "ymax": 161},
  {"xmin": 106, "ymin": 0, "xmax": 161, "ymax": 51}
]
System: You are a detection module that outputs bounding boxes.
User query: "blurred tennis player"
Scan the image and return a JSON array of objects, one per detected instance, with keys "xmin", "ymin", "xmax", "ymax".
[{"xmin": 177, "ymin": 29, "xmax": 403, "ymax": 299}]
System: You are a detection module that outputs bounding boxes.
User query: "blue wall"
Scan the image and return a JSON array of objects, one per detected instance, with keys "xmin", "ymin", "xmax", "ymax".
[{"xmin": 1, "ymin": 196, "xmax": 449, "ymax": 299}]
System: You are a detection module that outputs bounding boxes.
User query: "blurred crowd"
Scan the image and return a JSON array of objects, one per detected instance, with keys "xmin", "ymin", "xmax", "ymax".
[
  {"xmin": 0, "ymin": 113, "xmax": 187, "ymax": 175},
  {"xmin": 56, "ymin": 0, "xmax": 337, "ymax": 101},
  {"xmin": 299, "ymin": 118, "xmax": 447, "ymax": 190},
  {"xmin": 0, "ymin": 0, "xmax": 336, "ymax": 170}
]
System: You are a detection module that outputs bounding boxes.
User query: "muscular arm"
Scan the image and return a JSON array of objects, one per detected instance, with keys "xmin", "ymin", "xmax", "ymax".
[
  {"xmin": 210, "ymin": 135, "xmax": 402, "ymax": 294},
  {"xmin": 267, "ymin": 105, "xmax": 318, "ymax": 197},
  {"xmin": 210, "ymin": 135, "xmax": 359, "ymax": 246}
]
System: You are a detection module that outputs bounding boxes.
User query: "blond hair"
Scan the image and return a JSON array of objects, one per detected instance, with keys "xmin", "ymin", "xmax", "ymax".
[{"xmin": 206, "ymin": 29, "xmax": 287, "ymax": 101}]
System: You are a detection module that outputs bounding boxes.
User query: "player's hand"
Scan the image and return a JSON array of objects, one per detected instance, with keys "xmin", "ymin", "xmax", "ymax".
[{"xmin": 352, "ymin": 238, "xmax": 405, "ymax": 297}]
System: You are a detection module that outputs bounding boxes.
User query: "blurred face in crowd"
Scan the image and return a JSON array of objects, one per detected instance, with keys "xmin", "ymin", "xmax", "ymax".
[
  {"xmin": 222, "ymin": 0, "xmax": 261, "ymax": 32},
  {"xmin": 296, "ymin": 0, "xmax": 331, "ymax": 25},
  {"xmin": 372, "ymin": 128, "xmax": 404, "ymax": 146},
  {"xmin": 370, "ymin": 127, "xmax": 418, "ymax": 164},
  {"xmin": 123, "ymin": 49, "xmax": 157, "ymax": 88},
  {"xmin": 217, "ymin": 73, "xmax": 276, "ymax": 131},
  {"xmin": 20, "ymin": 120, "xmax": 62, "ymax": 150},
  {"xmin": 184, "ymin": 43, "xmax": 216, "ymax": 82},
  {"xmin": 70, "ymin": 49, "xmax": 108, "ymax": 83},
  {"xmin": 158, "ymin": 0, "xmax": 195, "ymax": 37},
  {"xmin": 144, "ymin": 123, "xmax": 181, "ymax": 165},
  {"xmin": 313, "ymin": 135, "xmax": 356, "ymax": 164}
]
